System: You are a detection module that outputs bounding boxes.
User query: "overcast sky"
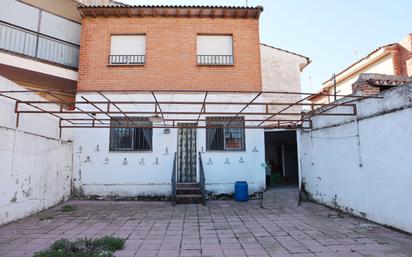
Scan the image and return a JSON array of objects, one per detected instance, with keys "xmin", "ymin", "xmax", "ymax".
[{"xmin": 119, "ymin": 0, "xmax": 411, "ymax": 93}]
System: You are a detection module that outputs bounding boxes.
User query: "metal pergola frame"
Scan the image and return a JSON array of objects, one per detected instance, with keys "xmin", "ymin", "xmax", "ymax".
[{"xmin": 0, "ymin": 89, "xmax": 382, "ymax": 132}]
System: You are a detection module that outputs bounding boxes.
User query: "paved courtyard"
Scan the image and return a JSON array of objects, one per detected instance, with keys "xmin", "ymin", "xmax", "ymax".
[{"xmin": 0, "ymin": 196, "xmax": 411, "ymax": 257}]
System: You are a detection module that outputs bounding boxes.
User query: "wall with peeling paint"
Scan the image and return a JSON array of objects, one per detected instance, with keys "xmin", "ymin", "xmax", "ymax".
[
  {"xmin": 298, "ymin": 84, "xmax": 412, "ymax": 233},
  {"xmin": 0, "ymin": 77, "xmax": 73, "ymax": 225}
]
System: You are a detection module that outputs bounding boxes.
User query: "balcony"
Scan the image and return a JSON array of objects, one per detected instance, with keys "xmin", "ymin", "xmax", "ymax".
[
  {"xmin": 108, "ymin": 55, "xmax": 146, "ymax": 65},
  {"xmin": 0, "ymin": 20, "xmax": 79, "ymax": 69},
  {"xmin": 197, "ymin": 55, "xmax": 234, "ymax": 65}
]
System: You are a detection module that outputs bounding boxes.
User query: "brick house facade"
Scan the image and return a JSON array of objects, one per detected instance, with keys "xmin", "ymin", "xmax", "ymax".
[{"xmin": 78, "ymin": 6, "xmax": 263, "ymax": 91}]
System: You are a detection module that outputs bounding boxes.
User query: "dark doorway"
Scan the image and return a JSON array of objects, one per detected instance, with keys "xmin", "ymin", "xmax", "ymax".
[{"xmin": 264, "ymin": 131, "xmax": 299, "ymax": 187}]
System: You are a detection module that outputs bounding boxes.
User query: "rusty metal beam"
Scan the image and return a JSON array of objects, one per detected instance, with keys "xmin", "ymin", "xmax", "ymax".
[
  {"xmin": 258, "ymin": 94, "xmax": 313, "ymax": 127},
  {"xmin": 0, "ymin": 89, "xmax": 384, "ymax": 99},
  {"xmin": 11, "ymin": 100, "xmax": 357, "ymax": 107},
  {"xmin": 196, "ymin": 92, "xmax": 208, "ymax": 124},
  {"xmin": 16, "ymin": 110, "xmax": 355, "ymax": 116},
  {"xmin": 227, "ymin": 92, "xmax": 262, "ymax": 126},
  {"xmin": 59, "ymin": 124, "xmax": 309, "ymax": 129},
  {"xmin": 151, "ymin": 91, "xmax": 166, "ymax": 126}
]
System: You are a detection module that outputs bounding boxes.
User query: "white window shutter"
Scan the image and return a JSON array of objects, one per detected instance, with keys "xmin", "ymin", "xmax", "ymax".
[
  {"xmin": 197, "ymin": 35, "xmax": 233, "ymax": 55},
  {"xmin": 110, "ymin": 35, "xmax": 146, "ymax": 55}
]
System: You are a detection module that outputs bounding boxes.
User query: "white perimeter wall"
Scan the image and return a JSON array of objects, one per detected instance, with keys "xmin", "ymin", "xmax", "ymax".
[
  {"xmin": 298, "ymin": 84, "xmax": 412, "ymax": 233},
  {"xmin": 73, "ymin": 93, "xmax": 266, "ymax": 198},
  {"xmin": 0, "ymin": 76, "xmax": 73, "ymax": 225}
]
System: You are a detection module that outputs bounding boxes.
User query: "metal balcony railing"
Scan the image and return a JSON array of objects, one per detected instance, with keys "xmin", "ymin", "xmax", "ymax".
[
  {"xmin": 0, "ymin": 20, "xmax": 79, "ymax": 69},
  {"xmin": 109, "ymin": 55, "xmax": 146, "ymax": 65},
  {"xmin": 197, "ymin": 55, "xmax": 234, "ymax": 65}
]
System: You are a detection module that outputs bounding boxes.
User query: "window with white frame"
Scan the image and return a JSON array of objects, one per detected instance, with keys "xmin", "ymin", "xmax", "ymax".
[
  {"xmin": 109, "ymin": 117, "xmax": 152, "ymax": 151},
  {"xmin": 206, "ymin": 117, "xmax": 245, "ymax": 151},
  {"xmin": 109, "ymin": 35, "xmax": 146, "ymax": 65},
  {"xmin": 197, "ymin": 35, "xmax": 233, "ymax": 65}
]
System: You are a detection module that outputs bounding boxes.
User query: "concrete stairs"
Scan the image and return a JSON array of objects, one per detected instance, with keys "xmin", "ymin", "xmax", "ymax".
[{"xmin": 176, "ymin": 183, "xmax": 202, "ymax": 204}]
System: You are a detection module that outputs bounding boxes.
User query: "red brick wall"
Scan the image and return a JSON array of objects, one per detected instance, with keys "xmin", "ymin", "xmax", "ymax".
[
  {"xmin": 398, "ymin": 34, "xmax": 412, "ymax": 76},
  {"xmin": 78, "ymin": 17, "xmax": 262, "ymax": 91}
]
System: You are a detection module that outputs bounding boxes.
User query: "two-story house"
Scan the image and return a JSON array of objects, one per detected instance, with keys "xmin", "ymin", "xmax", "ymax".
[{"xmin": 69, "ymin": 4, "xmax": 310, "ymax": 202}]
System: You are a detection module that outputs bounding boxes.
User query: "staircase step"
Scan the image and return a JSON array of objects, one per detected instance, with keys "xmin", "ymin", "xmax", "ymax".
[
  {"xmin": 176, "ymin": 194, "xmax": 202, "ymax": 204},
  {"xmin": 177, "ymin": 187, "xmax": 201, "ymax": 194},
  {"xmin": 177, "ymin": 183, "xmax": 200, "ymax": 188}
]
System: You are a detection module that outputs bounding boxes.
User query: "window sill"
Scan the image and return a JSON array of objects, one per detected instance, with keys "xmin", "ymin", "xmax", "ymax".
[
  {"xmin": 108, "ymin": 150, "xmax": 153, "ymax": 153},
  {"xmin": 197, "ymin": 63, "xmax": 234, "ymax": 67},
  {"xmin": 205, "ymin": 150, "xmax": 246, "ymax": 152},
  {"xmin": 107, "ymin": 63, "xmax": 145, "ymax": 67}
]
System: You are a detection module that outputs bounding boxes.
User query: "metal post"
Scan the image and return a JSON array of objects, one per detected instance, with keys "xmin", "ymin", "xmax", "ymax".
[
  {"xmin": 333, "ymin": 73, "xmax": 337, "ymax": 102},
  {"xmin": 35, "ymin": 9, "xmax": 42, "ymax": 58}
]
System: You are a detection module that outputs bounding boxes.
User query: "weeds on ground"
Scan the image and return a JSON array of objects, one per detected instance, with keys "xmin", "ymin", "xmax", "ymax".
[
  {"xmin": 61, "ymin": 205, "xmax": 76, "ymax": 212},
  {"xmin": 33, "ymin": 236, "xmax": 125, "ymax": 257}
]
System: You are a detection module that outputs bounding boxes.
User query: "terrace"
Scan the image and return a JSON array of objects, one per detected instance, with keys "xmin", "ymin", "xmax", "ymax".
[{"xmin": 0, "ymin": 191, "xmax": 411, "ymax": 257}]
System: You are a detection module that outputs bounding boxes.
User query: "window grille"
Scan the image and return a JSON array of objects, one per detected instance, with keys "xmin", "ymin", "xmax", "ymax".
[
  {"xmin": 109, "ymin": 117, "xmax": 152, "ymax": 151},
  {"xmin": 206, "ymin": 117, "xmax": 245, "ymax": 151}
]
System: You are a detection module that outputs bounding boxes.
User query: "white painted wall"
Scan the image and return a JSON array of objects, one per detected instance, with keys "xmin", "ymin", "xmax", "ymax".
[
  {"xmin": 0, "ymin": 76, "xmax": 73, "ymax": 225},
  {"xmin": 198, "ymin": 128, "xmax": 266, "ymax": 195},
  {"xmin": 298, "ymin": 84, "xmax": 412, "ymax": 233},
  {"xmin": 260, "ymin": 44, "xmax": 308, "ymax": 119},
  {"xmin": 260, "ymin": 44, "xmax": 306, "ymax": 93},
  {"xmin": 72, "ymin": 93, "xmax": 266, "ymax": 197}
]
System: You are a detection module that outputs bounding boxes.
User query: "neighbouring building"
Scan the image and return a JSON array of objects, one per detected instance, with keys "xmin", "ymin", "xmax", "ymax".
[
  {"xmin": 0, "ymin": 0, "xmax": 123, "ymax": 101},
  {"xmin": 309, "ymin": 34, "xmax": 412, "ymax": 104},
  {"xmin": 0, "ymin": 0, "xmax": 82, "ymax": 101}
]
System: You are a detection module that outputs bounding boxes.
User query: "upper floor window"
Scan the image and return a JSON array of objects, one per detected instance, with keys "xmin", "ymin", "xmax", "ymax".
[
  {"xmin": 197, "ymin": 35, "xmax": 234, "ymax": 65},
  {"xmin": 109, "ymin": 117, "xmax": 152, "ymax": 151},
  {"xmin": 206, "ymin": 117, "xmax": 245, "ymax": 151},
  {"xmin": 109, "ymin": 35, "xmax": 146, "ymax": 65}
]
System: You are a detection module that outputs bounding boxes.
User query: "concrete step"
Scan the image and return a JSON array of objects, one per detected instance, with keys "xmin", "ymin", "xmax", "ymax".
[
  {"xmin": 176, "ymin": 183, "xmax": 200, "ymax": 188},
  {"xmin": 176, "ymin": 194, "xmax": 202, "ymax": 204},
  {"xmin": 176, "ymin": 187, "xmax": 201, "ymax": 195}
]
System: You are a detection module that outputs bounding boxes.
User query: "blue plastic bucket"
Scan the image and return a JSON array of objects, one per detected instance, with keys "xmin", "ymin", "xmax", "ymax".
[{"xmin": 234, "ymin": 181, "xmax": 248, "ymax": 202}]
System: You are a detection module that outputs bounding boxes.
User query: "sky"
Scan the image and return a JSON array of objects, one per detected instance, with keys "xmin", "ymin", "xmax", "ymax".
[{"xmin": 119, "ymin": 0, "xmax": 411, "ymax": 93}]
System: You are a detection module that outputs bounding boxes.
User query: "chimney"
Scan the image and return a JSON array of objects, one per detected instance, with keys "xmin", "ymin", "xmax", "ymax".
[{"xmin": 352, "ymin": 73, "xmax": 412, "ymax": 96}]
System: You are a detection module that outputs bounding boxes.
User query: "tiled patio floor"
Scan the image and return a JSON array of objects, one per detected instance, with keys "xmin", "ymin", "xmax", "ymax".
[{"xmin": 0, "ymin": 198, "xmax": 411, "ymax": 257}]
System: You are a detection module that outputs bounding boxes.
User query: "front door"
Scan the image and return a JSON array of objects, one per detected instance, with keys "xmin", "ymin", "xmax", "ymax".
[{"xmin": 177, "ymin": 124, "xmax": 197, "ymax": 183}]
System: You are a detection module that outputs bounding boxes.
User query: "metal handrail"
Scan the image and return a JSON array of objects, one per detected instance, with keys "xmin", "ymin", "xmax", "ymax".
[
  {"xmin": 171, "ymin": 152, "xmax": 177, "ymax": 206},
  {"xmin": 197, "ymin": 55, "xmax": 234, "ymax": 65},
  {"xmin": 198, "ymin": 152, "xmax": 206, "ymax": 205},
  {"xmin": 0, "ymin": 20, "xmax": 79, "ymax": 69}
]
